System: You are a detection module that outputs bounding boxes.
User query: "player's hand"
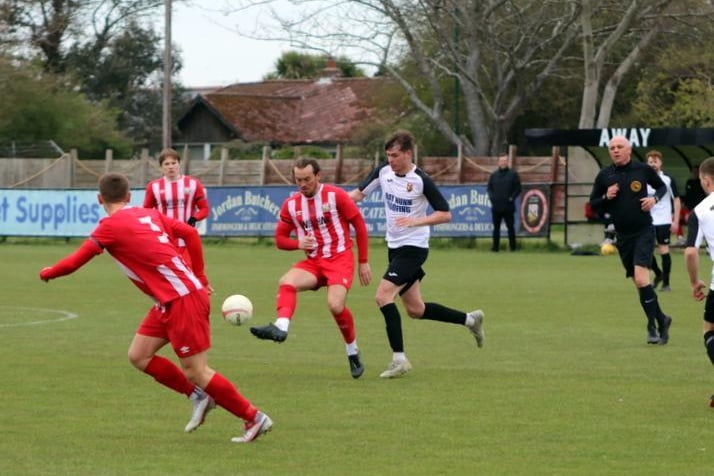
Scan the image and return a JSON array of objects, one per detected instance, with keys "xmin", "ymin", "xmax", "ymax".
[
  {"xmin": 692, "ymin": 280, "xmax": 707, "ymax": 301},
  {"xmin": 299, "ymin": 234, "xmax": 317, "ymax": 250},
  {"xmin": 395, "ymin": 216, "xmax": 414, "ymax": 228},
  {"xmin": 640, "ymin": 196, "xmax": 656, "ymax": 212},
  {"xmin": 358, "ymin": 262, "xmax": 372, "ymax": 286},
  {"xmin": 187, "ymin": 217, "xmax": 197, "ymax": 227},
  {"xmin": 39, "ymin": 267, "xmax": 53, "ymax": 282},
  {"xmin": 606, "ymin": 183, "xmax": 619, "ymax": 199}
]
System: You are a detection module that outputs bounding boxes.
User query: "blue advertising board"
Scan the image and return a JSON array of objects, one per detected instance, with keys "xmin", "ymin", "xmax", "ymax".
[{"xmin": 1, "ymin": 185, "xmax": 550, "ymax": 238}]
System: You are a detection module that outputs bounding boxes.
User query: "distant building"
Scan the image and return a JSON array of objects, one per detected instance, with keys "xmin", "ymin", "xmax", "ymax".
[{"xmin": 175, "ymin": 64, "xmax": 402, "ymax": 160}]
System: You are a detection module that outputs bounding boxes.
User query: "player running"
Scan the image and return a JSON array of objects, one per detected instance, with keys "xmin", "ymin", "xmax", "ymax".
[{"xmin": 40, "ymin": 173, "xmax": 272, "ymax": 443}]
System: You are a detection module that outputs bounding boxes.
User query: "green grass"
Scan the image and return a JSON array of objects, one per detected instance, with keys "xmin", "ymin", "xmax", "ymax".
[{"xmin": 2, "ymin": 241, "xmax": 714, "ymax": 475}]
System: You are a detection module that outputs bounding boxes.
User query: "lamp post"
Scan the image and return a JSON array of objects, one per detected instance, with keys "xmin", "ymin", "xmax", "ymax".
[{"xmin": 162, "ymin": 0, "xmax": 172, "ymax": 149}]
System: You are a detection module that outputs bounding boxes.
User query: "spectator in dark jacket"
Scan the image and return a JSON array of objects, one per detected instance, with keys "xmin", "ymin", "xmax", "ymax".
[{"xmin": 487, "ymin": 155, "xmax": 522, "ymax": 252}]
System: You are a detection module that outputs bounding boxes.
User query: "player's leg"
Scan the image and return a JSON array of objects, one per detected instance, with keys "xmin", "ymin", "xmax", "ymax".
[
  {"xmin": 702, "ymin": 297, "xmax": 714, "ymax": 407},
  {"xmin": 326, "ymin": 284, "xmax": 363, "ymax": 378},
  {"xmin": 130, "ymin": 313, "xmax": 213, "ymax": 433},
  {"xmin": 402, "ymin": 279, "xmax": 485, "ymax": 348},
  {"xmin": 660, "ymin": 242, "xmax": 672, "ymax": 291},
  {"xmin": 632, "ymin": 231, "xmax": 671, "ymax": 344},
  {"xmin": 181, "ymin": 351, "xmax": 272, "ymax": 442},
  {"xmin": 375, "ymin": 278, "xmax": 411, "ymax": 378},
  {"xmin": 250, "ymin": 265, "xmax": 318, "ymax": 342}
]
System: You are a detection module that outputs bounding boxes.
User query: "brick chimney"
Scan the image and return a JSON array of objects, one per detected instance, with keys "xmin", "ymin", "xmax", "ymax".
[{"xmin": 320, "ymin": 56, "xmax": 341, "ymax": 78}]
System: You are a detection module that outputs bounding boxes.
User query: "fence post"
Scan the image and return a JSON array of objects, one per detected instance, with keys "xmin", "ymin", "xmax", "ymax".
[
  {"xmin": 456, "ymin": 142, "xmax": 463, "ymax": 184},
  {"xmin": 374, "ymin": 150, "xmax": 380, "ymax": 168},
  {"xmin": 69, "ymin": 149, "xmax": 78, "ymax": 187},
  {"xmin": 182, "ymin": 143, "xmax": 191, "ymax": 175},
  {"xmin": 261, "ymin": 146, "xmax": 270, "ymax": 185},
  {"xmin": 335, "ymin": 143, "xmax": 344, "ymax": 183},
  {"xmin": 104, "ymin": 149, "xmax": 113, "ymax": 174},
  {"xmin": 219, "ymin": 147, "xmax": 228, "ymax": 185},
  {"xmin": 140, "ymin": 148, "xmax": 149, "ymax": 185}
]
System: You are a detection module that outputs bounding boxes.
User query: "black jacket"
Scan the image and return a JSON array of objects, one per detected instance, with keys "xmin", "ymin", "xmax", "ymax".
[
  {"xmin": 589, "ymin": 160, "xmax": 666, "ymax": 235},
  {"xmin": 487, "ymin": 167, "xmax": 522, "ymax": 212}
]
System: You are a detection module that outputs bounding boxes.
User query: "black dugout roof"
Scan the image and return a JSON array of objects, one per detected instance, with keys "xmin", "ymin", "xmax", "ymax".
[{"xmin": 525, "ymin": 127, "xmax": 714, "ymax": 184}]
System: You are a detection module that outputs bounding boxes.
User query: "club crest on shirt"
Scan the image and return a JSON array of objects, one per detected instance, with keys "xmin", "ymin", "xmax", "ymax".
[
  {"xmin": 630, "ymin": 181, "xmax": 643, "ymax": 192},
  {"xmin": 322, "ymin": 204, "xmax": 331, "ymax": 213},
  {"xmin": 406, "ymin": 182, "xmax": 414, "ymax": 192}
]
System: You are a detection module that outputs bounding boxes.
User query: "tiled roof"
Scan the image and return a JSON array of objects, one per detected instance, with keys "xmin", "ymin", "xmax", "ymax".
[{"xmin": 197, "ymin": 77, "xmax": 400, "ymax": 144}]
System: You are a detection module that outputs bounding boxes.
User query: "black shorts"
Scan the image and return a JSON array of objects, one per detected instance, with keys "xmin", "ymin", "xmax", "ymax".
[
  {"xmin": 616, "ymin": 227, "xmax": 655, "ymax": 278},
  {"xmin": 385, "ymin": 246, "xmax": 428, "ymax": 295},
  {"xmin": 653, "ymin": 224, "xmax": 671, "ymax": 245}
]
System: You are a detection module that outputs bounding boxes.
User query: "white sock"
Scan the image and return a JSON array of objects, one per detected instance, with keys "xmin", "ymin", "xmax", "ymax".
[
  {"xmin": 346, "ymin": 341, "xmax": 358, "ymax": 356},
  {"xmin": 465, "ymin": 314, "xmax": 475, "ymax": 327},
  {"xmin": 393, "ymin": 352, "xmax": 407, "ymax": 362},
  {"xmin": 275, "ymin": 317, "xmax": 290, "ymax": 332}
]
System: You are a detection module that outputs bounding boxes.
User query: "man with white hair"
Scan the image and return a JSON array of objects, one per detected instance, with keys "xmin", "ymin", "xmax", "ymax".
[{"xmin": 588, "ymin": 136, "xmax": 673, "ymax": 345}]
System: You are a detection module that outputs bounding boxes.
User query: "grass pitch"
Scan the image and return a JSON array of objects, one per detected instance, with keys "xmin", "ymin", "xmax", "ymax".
[{"xmin": 1, "ymin": 240, "xmax": 714, "ymax": 475}]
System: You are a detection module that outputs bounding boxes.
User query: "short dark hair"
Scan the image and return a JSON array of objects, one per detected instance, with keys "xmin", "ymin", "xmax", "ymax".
[
  {"xmin": 385, "ymin": 130, "xmax": 414, "ymax": 153},
  {"xmin": 158, "ymin": 148, "xmax": 181, "ymax": 165},
  {"xmin": 98, "ymin": 173, "xmax": 130, "ymax": 203},
  {"xmin": 293, "ymin": 158, "xmax": 320, "ymax": 176},
  {"xmin": 646, "ymin": 150, "xmax": 662, "ymax": 160}
]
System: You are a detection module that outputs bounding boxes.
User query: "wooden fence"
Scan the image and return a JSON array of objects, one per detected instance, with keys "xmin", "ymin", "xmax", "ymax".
[{"xmin": 0, "ymin": 146, "xmax": 567, "ymax": 222}]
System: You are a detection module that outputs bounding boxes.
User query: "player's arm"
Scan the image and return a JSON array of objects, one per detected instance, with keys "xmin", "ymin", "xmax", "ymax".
[
  {"xmin": 340, "ymin": 194, "xmax": 372, "ymax": 285},
  {"xmin": 142, "ymin": 183, "xmax": 156, "ymax": 209},
  {"xmin": 684, "ymin": 212, "xmax": 706, "ymax": 301},
  {"xmin": 398, "ymin": 172, "xmax": 451, "ymax": 227},
  {"xmin": 39, "ymin": 238, "xmax": 103, "ymax": 281},
  {"xmin": 588, "ymin": 173, "xmax": 610, "ymax": 213},
  {"xmin": 163, "ymin": 215, "xmax": 208, "ymax": 286},
  {"xmin": 188, "ymin": 182, "xmax": 209, "ymax": 226},
  {"xmin": 348, "ymin": 188, "xmax": 365, "ymax": 202},
  {"xmin": 349, "ymin": 164, "xmax": 383, "ymax": 203},
  {"xmin": 275, "ymin": 219, "xmax": 299, "ymax": 250}
]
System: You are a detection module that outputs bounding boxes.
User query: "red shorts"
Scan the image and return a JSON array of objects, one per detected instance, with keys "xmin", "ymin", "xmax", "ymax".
[
  {"xmin": 294, "ymin": 250, "xmax": 355, "ymax": 289},
  {"xmin": 137, "ymin": 289, "xmax": 211, "ymax": 358}
]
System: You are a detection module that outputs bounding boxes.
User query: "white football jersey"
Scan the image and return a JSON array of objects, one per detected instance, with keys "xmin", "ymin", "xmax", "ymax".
[
  {"xmin": 689, "ymin": 192, "xmax": 714, "ymax": 287},
  {"xmin": 647, "ymin": 171, "xmax": 678, "ymax": 226},
  {"xmin": 359, "ymin": 163, "xmax": 450, "ymax": 249}
]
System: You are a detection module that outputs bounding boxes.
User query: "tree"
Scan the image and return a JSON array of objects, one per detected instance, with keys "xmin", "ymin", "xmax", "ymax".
[
  {"xmin": 265, "ymin": 51, "xmax": 364, "ymax": 79},
  {"xmin": 230, "ymin": 1, "xmax": 583, "ymax": 155},
  {"xmin": 0, "ymin": 57, "xmax": 132, "ymax": 157},
  {"xmin": 577, "ymin": 0, "xmax": 714, "ymax": 128}
]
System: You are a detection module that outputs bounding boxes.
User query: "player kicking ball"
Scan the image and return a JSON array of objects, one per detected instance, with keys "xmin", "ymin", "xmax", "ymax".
[{"xmin": 39, "ymin": 173, "xmax": 272, "ymax": 443}]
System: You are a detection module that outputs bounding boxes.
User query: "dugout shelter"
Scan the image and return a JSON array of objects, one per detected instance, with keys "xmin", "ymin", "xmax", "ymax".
[{"xmin": 525, "ymin": 127, "xmax": 714, "ymax": 247}]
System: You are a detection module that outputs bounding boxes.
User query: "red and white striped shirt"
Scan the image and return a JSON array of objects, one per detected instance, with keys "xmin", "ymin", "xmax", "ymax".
[
  {"xmin": 278, "ymin": 184, "xmax": 363, "ymax": 260},
  {"xmin": 143, "ymin": 175, "xmax": 209, "ymax": 224},
  {"xmin": 91, "ymin": 207, "xmax": 206, "ymax": 304}
]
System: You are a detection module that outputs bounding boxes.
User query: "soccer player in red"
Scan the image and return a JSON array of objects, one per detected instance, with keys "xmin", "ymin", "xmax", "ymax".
[
  {"xmin": 39, "ymin": 173, "xmax": 272, "ymax": 443},
  {"xmin": 249, "ymin": 158, "xmax": 372, "ymax": 378},
  {"xmin": 143, "ymin": 148, "xmax": 209, "ymax": 261}
]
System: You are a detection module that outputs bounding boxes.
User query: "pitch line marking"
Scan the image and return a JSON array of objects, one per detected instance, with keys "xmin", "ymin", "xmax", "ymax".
[{"xmin": 0, "ymin": 306, "xmax": 79, "ymax": 328}]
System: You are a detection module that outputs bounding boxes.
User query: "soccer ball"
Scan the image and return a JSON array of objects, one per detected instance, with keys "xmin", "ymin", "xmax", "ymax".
[
  {"xmin": 221, "ymin": 294, "xmax": 253, "ymax": 326},
  {"xmin": 600, "ymin": 242, "xmax": 617, "ymax": 256}
]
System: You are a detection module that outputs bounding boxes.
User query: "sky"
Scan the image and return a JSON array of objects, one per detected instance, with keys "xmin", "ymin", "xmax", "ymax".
[{"xmin": 171, "ymin": 2, "xmax": 297, "ymax": 87}]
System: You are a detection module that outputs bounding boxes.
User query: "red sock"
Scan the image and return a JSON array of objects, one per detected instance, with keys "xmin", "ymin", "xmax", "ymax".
[
  {"xmin": 143, "ymin": 356, "xmax": 194, "ymax": 396},
  {"xmin": 276, "ymin": 284, "xmax": 297, "ymax": 318},
  {"xmin": 204, "ymin": 373, "xmax": 257, "ymax": 421},
  {"xmin": 332, "ymin": 307, "xmax": 356, "ymax": 344}
]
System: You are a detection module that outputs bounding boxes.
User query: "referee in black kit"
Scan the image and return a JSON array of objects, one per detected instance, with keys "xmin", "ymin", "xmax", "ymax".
[{"xmin": 588, "ymin": 135, "xmax": 673, "ymax": 345}]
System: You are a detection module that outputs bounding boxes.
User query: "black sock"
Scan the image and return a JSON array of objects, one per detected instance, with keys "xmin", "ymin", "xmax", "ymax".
[
  {"xmin": 662, "ymin": 253, "xmax": 671, "ymax": 285},
  {"xmin": 705, "ymin": 331, "xmax": 714, "ymax": 365},
  {"xmin": 421, "ymin": 302, "xmax": 467, "ymax": 325},
  {"xmin": 638, "ymin": 285, "xmax": 663, "ymax": 328},
  {"xmin": 379, "ymin": 303, "xmax": 404, "ymax": 352},
  {"xmin": 651, "ymin": 256, "xmax": 662, "ymax": 277}
]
